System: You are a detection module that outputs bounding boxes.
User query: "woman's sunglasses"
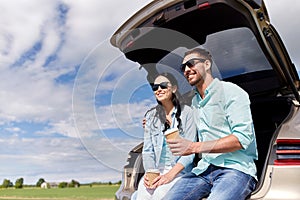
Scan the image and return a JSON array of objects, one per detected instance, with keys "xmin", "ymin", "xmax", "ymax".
[
  {"xmin": 180, "ymin": 58, "xmax": 206, "ymax": 72},
  {"xmin": 150, "ymin": 82, "xmax": 170, "ymax": 91}
]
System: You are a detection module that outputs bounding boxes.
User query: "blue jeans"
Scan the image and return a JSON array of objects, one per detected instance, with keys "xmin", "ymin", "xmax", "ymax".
[{"xmin": 163, "ymin": 165, "xmax": 256, "ymax": 200}]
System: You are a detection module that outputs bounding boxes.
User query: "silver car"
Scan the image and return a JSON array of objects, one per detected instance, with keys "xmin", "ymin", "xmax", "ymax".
[{"xmin": 110, "ymin": 0, "xmax": 300, "ymax": 199}]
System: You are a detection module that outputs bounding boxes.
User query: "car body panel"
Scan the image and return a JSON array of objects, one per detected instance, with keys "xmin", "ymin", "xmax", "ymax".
[{"xmin": 251, "ymin": 165, "xmax": 300, "ymax": 200}]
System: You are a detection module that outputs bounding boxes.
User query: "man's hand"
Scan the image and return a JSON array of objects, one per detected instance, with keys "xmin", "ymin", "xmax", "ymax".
[{"xmin": 166, "ymin": 138, "xmax": 196, "ymax": 156}]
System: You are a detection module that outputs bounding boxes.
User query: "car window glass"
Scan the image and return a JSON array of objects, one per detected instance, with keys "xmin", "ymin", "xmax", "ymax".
[
  {"xmin": 155, "ymin": 27, "xmax": 273, "ymax": 97},
  {"xmin": 203, "ymin": 27, "xmax": 272, "ymax": 79}
]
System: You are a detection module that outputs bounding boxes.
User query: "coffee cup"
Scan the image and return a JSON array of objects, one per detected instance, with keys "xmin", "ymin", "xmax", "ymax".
[
  {"xmin": 146, "ymin": 169, "xmax": 160, "ymax": 187},
  {"xmin": 164, "ymin": 128, "xmax": 179, "ymax": 140}
]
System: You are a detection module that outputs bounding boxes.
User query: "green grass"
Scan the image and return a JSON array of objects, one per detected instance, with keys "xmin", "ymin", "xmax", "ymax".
[{"xmin": 0, "ymin": 185, "xmax": 119, "ymax": 200}]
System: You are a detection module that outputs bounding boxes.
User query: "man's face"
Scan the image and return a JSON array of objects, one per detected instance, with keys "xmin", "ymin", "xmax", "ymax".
[{"xmin": 181, "ymin": 53, "xmax": 207, "ymax": 86}]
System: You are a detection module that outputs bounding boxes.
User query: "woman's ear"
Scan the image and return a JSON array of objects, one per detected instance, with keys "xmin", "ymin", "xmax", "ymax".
[{"xmin": 172, "ymin": 85, "xmax": 178, "ymax": 93}]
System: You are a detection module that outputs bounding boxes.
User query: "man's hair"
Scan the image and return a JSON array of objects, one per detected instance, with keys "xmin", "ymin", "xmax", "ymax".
[{"xmin": 184, "ymin": 48, "xmax": 213, "ymax": 64}]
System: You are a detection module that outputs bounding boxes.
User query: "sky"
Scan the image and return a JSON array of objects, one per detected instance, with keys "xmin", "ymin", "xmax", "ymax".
[{"xmin": 0, "ymin": 0, "xmax": 299, "ymax": 185}]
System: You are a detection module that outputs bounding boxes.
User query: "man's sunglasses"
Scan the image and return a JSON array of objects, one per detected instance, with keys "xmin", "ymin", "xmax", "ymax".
[
  {"xmin": 180, "ymin": 58, "xmax": 207, "ymax": 72},
  {"xmin": 150, "ymin": 82, "xmax": 169, "ymax": 91}
]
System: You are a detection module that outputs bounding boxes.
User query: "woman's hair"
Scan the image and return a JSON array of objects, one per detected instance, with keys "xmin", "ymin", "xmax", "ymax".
[{"xmin": 146, "ymin": 72, "xmax": 182, "ymax": 132}]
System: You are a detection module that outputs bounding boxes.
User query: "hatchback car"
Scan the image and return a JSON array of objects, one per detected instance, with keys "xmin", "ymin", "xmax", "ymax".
[{"xmin": 110, "ymin": 0, "xmax": 300, "ymax": 199}]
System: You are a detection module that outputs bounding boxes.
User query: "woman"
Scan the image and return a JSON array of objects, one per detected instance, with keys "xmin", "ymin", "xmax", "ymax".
[{"xmin": 135, "ymin": 72, "xmax": 196, "ymax": 200}]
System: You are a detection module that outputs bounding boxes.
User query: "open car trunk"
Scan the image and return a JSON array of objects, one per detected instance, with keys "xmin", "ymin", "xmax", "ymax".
[{"xmin": 111, "ymin": 0, "xmax": 300, "ymax": 198}]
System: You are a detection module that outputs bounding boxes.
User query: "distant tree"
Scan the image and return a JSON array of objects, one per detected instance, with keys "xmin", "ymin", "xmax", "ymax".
[
  {"xmin": 68, "ymin": 179, "xmax": 80, "ymax": 188},
  {"xmin": 15, "ymin": 178, "xmax": 24, "ymax": 189},
  {"xmin": 1, "ymin": 179, "xmax": 12, "ymax": 188},
  {"xmin": 58, "ymin": 182, "xmax": 68, "ymax": 188},
  {"xmin": 36, "ymin": 178, "xmax": 46, "ymax": 187}
]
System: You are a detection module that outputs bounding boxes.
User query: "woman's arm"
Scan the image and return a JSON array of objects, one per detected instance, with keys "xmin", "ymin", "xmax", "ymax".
[
  {"xmin": 142, "ymin": 111, "xmax": 157, "ymax": 170},
  {"xmin": 150, "ymin": 163, "xmax": 184, "ymax": 188}
]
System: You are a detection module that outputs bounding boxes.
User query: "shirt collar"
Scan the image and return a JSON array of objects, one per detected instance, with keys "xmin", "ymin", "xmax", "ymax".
[
  {"xmin": 193, "ymin": 78, "xmax": 220, "ymax": 107},
  {"xmin": 194, "ymin": 78, "xmax": 219, "ymax": 96}
]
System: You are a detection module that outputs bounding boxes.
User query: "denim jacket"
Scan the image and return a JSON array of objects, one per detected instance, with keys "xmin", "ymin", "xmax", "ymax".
[{"xmin": 142, "ymin": 105, "xmax": 197, "ymax": 174}]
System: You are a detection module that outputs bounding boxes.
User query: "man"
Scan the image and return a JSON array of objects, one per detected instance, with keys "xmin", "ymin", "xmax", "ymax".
[{"xmin": 164, "ymin": 48, "xmax": 258, "ymax": 200}]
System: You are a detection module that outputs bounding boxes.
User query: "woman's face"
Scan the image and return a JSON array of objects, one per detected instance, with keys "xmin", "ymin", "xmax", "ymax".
[{"xmin": 153, "ymin": 75, "xmax": 177, "ymax": 104}]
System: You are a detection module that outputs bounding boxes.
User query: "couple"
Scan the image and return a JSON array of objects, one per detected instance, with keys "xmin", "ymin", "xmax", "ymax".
[{"xmin": 135, "ymin": 48, "xmax": 258, "ymax": 200}]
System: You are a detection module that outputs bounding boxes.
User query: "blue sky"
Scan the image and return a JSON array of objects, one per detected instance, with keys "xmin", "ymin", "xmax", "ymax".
[{"xmin": 0, "ymin": 0, "xmax": 299, "ymax": 185}]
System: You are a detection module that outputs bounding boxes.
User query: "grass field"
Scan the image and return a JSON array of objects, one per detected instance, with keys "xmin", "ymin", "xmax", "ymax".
[{"xmin": 0, "ymin": 184, "xmax": 119, "ymax": 200}]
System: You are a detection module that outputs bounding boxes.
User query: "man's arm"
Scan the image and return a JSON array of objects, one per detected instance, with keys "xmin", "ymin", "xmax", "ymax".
[{"xmin": 167, "ymin": 134, "xmax": 242, "ymax": 156}]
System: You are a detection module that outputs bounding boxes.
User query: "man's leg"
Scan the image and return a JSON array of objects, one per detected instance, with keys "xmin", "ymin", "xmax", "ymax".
[
  {"xmin": 163, "ymin": 172, "xmax": 211, "ymax": 200},
  {"xmin": 207, "ymin": 167, "xmax": 256, "ymax": 200}
]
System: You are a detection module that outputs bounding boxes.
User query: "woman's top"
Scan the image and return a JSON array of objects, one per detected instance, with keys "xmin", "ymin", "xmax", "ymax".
[{"xmin": 142, "ymin": 105, "xmax": 197, "ymax": 174}]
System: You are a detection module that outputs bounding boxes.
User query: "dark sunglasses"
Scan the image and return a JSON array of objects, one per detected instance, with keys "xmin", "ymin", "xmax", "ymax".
[
  {"xmin": 180, "ymin": 58, "xmax": 207, "ymax": 72},
  {"xmin": 150, "ymin": 82, "xmax": 169, "ymax": 91}
]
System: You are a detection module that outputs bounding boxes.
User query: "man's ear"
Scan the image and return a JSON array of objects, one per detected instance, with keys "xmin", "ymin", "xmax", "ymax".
[{"xmin": 204, "ymin": 60, "xmax": 212, "ymax": 71}]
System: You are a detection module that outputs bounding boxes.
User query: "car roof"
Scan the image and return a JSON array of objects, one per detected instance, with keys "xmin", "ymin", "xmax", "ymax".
[{"xmin": 111, "ymin": 0, "xmax": 300, "ymax": 101}]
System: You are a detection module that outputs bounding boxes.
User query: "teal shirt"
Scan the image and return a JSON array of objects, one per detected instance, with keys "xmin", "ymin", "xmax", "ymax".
[
  {"xmin": 191, "ymin": 78, "xmax": 258, "ymax": 180},
  {"xmin": 159, "ymin": 138, "xmax": 173, "ymax": 167}
]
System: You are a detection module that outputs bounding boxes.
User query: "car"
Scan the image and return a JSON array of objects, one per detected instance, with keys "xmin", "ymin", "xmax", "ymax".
[{"xmin": 110, "ymin": 0, "xmax": 300, "ymax": 199}]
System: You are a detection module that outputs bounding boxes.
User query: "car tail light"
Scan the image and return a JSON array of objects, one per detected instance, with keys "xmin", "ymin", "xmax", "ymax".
[
  {"xmin": 126, "ymin": 40, "xmax": 134, "ymax": 48},
  {"xmin": 198, "ymin": 2, "xmax": 210, "ymax": 10},
  {"xmin": 274, "ymin": 139, "xmax": 300, "ymax": 166}
]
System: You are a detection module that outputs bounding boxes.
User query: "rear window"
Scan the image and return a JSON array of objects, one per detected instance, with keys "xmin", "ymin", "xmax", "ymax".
[{"xmin": 155, "ymin": 27, "xmax": 273, "ymax": 95}]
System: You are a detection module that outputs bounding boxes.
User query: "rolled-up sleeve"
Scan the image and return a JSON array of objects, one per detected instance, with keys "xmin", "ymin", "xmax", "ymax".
[{"xmin": 225, "ymin": 87, "xmax": 255, "ymax": 150}]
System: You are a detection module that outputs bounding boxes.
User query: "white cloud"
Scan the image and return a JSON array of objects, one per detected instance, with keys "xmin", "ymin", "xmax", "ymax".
[
  {"xmin": 264, "ymin": 0, "xmax": 300, "ymax": 69},
  {"xmin": 0, "ymin": 136, "xmax": 123, "ymax": 184},
  {"xmin": 0, "ymin": 0, "xmax": 154, "ymax": 184},
  {"xmin": 0, "ymin": 0, "xmax": 56, "ymax": 64},
  {"xmin": 96, "ymin": 100, "xmax": 155, "ymax": 130},
  {"xmin": 0, "ymin": 67, "xmax": 72, "ymax": 123},
  {"xmin": 4, "ymin": 126, "xmax": 22, "ymax": 134},
  {"xmin": 0, "ymin": 0, "xmax": 299, "ymax": 185}
]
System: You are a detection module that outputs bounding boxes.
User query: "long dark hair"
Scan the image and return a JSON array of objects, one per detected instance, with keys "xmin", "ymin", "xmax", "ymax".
[{"xmin": 147, "ymin": 72, "xmax": 182, "ymax": 132}]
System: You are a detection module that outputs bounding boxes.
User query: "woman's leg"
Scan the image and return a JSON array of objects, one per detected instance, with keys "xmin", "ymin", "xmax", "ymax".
[{"xmin": 151, "ymin": 176, "xmax": 181, "ymax": 200}]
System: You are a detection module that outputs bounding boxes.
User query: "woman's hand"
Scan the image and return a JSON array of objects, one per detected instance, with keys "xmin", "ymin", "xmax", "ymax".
[
  {"xmin": 148, "ymin": 173, "xmax": 175, "ymax": 189},
  {"xmin": 156, "ymin": 172, "xmax": 175, "ymax": 186},
  {"xmin": 145, "ymin": 163, "xmax": 184, "ymax": 189},
  {"xmin": 144, "ymin": 174, "xmax": 161, "ymax": 189},
  {"xmin": 143, "ymin": 174, "xmax": 151, "ymax": 188}
]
